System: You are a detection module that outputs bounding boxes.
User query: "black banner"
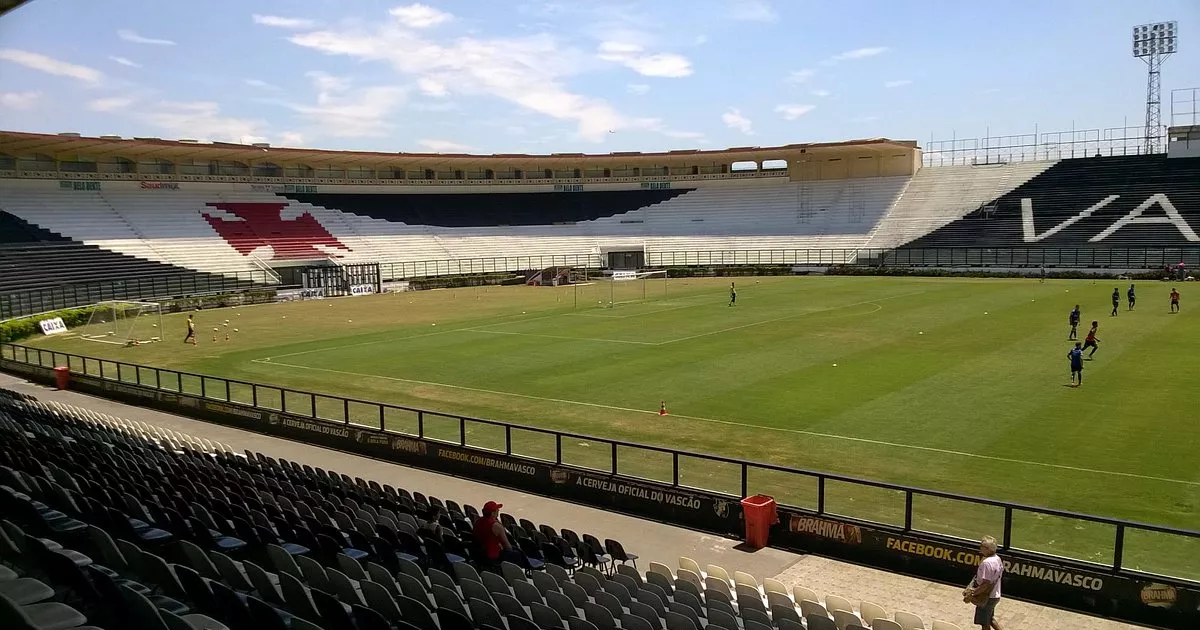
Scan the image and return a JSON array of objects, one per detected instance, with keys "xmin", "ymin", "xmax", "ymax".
[{"xmin": 773, "ymin": 508, "xmax": 1199, "ymax": 629}]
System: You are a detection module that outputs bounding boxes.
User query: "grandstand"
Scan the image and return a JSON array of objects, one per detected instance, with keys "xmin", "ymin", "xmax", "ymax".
[
  {"xmin": 3, "ymin": 125, "xmax": 1200, "ymax": 630},
  {"xmin": 0, "ymin": 378, "xmax": 1157, "ymax": 630}
]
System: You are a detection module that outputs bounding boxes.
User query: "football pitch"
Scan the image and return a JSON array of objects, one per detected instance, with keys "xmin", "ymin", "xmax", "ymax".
[{"xmin": 22, "ymin": 276, "xmax": 1200, "ymax": 578}]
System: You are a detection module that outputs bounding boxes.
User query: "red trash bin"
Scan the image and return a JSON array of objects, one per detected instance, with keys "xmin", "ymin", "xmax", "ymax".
[
  {"xmin": 53, "ymin": 366, "xmax": 70, "ymax": 390},
  {"xmin": 741, "ymin": 494, "xmax": 778, "ymax": 549}
]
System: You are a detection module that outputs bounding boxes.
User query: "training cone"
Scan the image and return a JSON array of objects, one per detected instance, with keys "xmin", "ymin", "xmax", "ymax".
[{"xmin": 659, "ymin": 401, "xmax": 668, "ymax": 416}]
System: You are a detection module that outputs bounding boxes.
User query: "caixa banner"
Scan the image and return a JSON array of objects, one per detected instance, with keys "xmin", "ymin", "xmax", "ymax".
[{"xmin": 38, "ymin": 317, "xmax": 68, "ymax": 335}]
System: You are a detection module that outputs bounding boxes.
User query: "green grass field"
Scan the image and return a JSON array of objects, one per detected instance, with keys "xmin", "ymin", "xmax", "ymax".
[{"xmin": 21, "ymin": 276, "xmax": 1200, "ymax": 578}]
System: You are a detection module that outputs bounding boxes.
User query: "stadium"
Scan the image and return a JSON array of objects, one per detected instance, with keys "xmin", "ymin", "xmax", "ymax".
[{"xmin": 1, "ymin": 2, "xmax": 1199, "ymax": 630}]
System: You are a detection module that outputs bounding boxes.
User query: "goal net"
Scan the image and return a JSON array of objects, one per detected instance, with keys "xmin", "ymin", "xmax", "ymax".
[
  {"xmin": 603, "ymin": 270, "xmax": 668, "ymax": 308},
  {"xmin": 77, "ymin": 301, "xmax": 164, "ymax": 346}
]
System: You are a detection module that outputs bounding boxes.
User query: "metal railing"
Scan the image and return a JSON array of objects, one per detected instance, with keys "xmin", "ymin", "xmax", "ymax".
[
  {"xmin": 373, "ymin": 247, "xmax": 1200, "ymax": 279},
  {"xmin": 0, "ymin": 270, "xmax": 276, "ymax": 320},
  {"xmin": 922, "ymin": 124, "xmax": 1167, "ymax": 167},
  {"xmin": 3, "ymin": 341, "xmax": 1198, "ymax": 583},
  {"xmin": 7, "ymin": 247, "xmax": 1198, "ymax": 320}
]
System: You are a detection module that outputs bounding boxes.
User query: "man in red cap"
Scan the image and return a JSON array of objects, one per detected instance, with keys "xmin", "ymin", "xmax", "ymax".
[{"xmin": 473, "ymin": 500, "xmax": 516, "ymax": 569}]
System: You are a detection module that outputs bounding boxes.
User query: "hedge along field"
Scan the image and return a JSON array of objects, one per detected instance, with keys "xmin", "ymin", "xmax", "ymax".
[{"xmin": 19, "ymin": 276, "xmax": 1200, "ymax": 580}]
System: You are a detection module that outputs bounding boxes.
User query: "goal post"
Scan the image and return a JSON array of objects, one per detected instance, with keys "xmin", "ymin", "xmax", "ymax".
[
  {"xmin": 605, "ymin": 269, "xmax": 668, "ymax": 308},
  {"xmin": 77, "ymin": 301, "xmax": 164, "ymax": 346}
]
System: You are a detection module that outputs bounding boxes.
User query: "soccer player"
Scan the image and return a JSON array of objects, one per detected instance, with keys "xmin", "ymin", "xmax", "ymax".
[
  {"xmin": 728, "ymin": 282, "xmax": 737, "ymax": 307},
  {"xmin": 1039, "ymin": 266, "xmax": 1046, "ymax": 283},
  {"xmin": 1068, "ymin": 342, "xmax": 1084, "ymax": 386},
  {"xmin": 1110, "ymin": 288, "xmax": 1119, "ymax": 317},
  {"xmin": 1083, "ymin": 321, "xmax": 1099, "ymax": 359},
  {"xmin": 184, "ymin": 314, "xmax": 196, "ymax": 345},
  {"xmin": 1068, "ymin": 305, "xmax": 1080, "ymax": 340},
  {"xmin": 1170, "ymin": 287, "xmax": 1180, "ymax": 313},
  {"xmin": 1127, "ymin": 284, "xmax": 1135, "ymax": 311}
]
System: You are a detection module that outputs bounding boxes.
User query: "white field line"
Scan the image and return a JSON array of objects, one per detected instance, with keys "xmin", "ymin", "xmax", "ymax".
[
  {"xmin": 459, "ymin": 328, "xmax": 658, "ymax": 345},
  {"xmin": 247, "ymin": 359, "xmax": 1200, "ymax": 487}
]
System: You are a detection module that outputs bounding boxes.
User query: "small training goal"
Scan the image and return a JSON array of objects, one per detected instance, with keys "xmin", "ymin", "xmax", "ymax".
[
  {"xmin": 601, "ymin": 270, "xmax": 668, "ymax": 308},
  {"xmin": 77, "ymin": 301, "xmax": 164, "ymax": 346}
]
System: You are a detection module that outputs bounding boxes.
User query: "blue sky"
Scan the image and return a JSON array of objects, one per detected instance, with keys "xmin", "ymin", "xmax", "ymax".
[{"xmin": 0, "ymin": 0, "xmax": 1197, "ymax": 154}]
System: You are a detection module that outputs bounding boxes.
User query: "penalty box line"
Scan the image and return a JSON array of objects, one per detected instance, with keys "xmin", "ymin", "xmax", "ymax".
[{"xmin": 248, "ymin": 359, "xmax": 1199, "ymax": 488}]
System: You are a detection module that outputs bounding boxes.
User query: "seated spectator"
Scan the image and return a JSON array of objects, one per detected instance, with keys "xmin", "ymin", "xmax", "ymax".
[
  {"xmin": 473, "ymin": 500, "xmax": 522, "ymax": 568},
  {"xmin": 421, "ymin": 505, "xmax": 445, "ymax": 538}
]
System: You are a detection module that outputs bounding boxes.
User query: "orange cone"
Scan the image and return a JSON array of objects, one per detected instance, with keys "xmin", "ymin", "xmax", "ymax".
[{"xmin": 659, "ymin": 401, "xmax": 667, "ymax": 416}]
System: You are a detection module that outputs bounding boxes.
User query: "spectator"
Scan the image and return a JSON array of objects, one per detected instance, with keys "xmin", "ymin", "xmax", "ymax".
[
  {"xmin": 963, "ymin": 536, "xmax": 1005, "ymax": 629},
  {"xmin": 472, "ymin": 500, "xmax": 519, "ymax": 568},
  {"xmin": 421, "ymin": 505, "xmax": 445, "ymax": 538}
]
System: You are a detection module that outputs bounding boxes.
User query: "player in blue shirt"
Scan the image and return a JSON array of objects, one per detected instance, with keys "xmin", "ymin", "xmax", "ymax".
[
  {"xmin": 1068, "ymin": 305, "xmax": 1080, "ymax": 340},
  {"xmin": 1068, "ymin": 342, "xmax": 1084, "ymax": 386},
  {"xmin": 1127, "ymin": 284, "xmax": 1135, "ymax": 311}
]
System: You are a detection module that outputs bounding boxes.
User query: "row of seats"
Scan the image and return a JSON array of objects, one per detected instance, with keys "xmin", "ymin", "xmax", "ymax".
[
  {"xmin": 0, "ymin": 390, "xmax": 642, "ymax": 630},
  {"xmin": 906, "ymin": 155, "xmax": 1200, "ymax": 248},
  {"xmin": 0, "ymin": 388, "xmax": 977, "ymax": 630},
  {"xmin": 864, "ymin": 162, "xmax": 1054, "ymax": 248},
  {"xmin": 0, "ymin": 178, "xmax": 910, "ymax": 277}
]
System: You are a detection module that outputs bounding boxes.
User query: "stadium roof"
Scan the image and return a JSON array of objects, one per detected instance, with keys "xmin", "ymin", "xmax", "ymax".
[
  {"xmin": 0, "ymin": 0, "xmax": 33, "ymax": 18},
  {"xmin": 0, "ymin": 130, "xmax": 918, "ymax": 168}
]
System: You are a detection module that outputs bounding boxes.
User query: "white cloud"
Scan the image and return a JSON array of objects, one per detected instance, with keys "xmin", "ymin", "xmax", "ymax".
[
  {"xmin": 389, "ymin": 4, "xmax": 453, "ymax": 28},
  {"xmin": 418, "ymin": 139, "xmax": 477, "ymax": 152},
  {"xmin": 626, "ymin": 83, "xmax": 650, "ymax": 95},
  {"xmin": 117, "ymin": 29, "xmax": 176, "ymax": 46},
  {"xmin": 286, "ymin": 14, "xmax": 634, "ymax": 142},
  {"xmin": 786, "ymin": 69, "xmax": 815, "ymax": 84},
  {"xmin": 108, "ymin": 56, "xmax": 141, "ymax": 68},
  {"xmin": 811, "ymin": 89, "xmax": 831, "ymax": 97},
  {"xmin": 244, "ymin": 79, "xmax": 278, "ymax": 90},
  {"xmin": 252, "ymin": 15, "xmax": 317, "ymax": 29},
  {"xmin": 417, "ymin": 77, "xmax": 448, "ymax": 97},
  {"xmin": 775, "ymin": 104, "xmax": 815, "ymax": 120},
  {"xmin": 884, "ymin": 79, "xmax": 912, "ymax": 88},
  {"xmin": 0, "ymin": 91, "xmax": 40, "ymax": 110},
  {"xmin": 88, "ymin": 96, "xmax": 137, "ymax": 112},
  {"xmin": 142, "ymin": 100, "xmax": 266, "ymax": 143},
  {"xmin": 597, "ymin": 41, "xmax": 692, "ymax": 78},
  {"xmin": 278, "ymin": 71, "xmax": 407, "ymax": 138},
  {"xmin": 277, "ymin": 131, "xmax": 305, "ymax": 146},
  {"xmin": 0, "ymin": 49, "xmax": 103, "ymax": 83},
  {"xmin": 662, "ymin": 129, "xmax": 705, "ymax": 140},
  {"xmin": 635, "ymin": 117, "xmax": 705, "ymax": 142},
  {"xmin": 722, "ymin": 108, "xmax": 753, "ymax": 135},
  {"xmin": 829, "ymin": 46, "xmax": 888, "ymax": 62},
  {"xmin": 730, "ymin": 0, "xmax": 777, "ymax": 22}
]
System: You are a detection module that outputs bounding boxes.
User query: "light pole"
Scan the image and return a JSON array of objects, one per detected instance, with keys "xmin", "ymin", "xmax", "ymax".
[{"xmin": 1133, "ymin": 21, "xmax": 1177, "ymax": 154}]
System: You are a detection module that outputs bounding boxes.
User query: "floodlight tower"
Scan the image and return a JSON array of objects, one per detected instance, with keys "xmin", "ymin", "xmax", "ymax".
[{"xmin": 1133, "ymin": 21, "xmax": 1178, "ymax": 154}]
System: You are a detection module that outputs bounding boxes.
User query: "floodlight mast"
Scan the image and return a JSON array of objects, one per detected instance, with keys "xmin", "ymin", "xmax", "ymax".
[{"xmin": 1133, "ymin": 21, "xmax": 1178, "ymax": 154}]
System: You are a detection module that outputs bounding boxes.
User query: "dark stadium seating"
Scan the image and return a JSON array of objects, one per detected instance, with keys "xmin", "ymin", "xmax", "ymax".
[
  {"xmin": 0, "ymin": 389, "xmax": 650, "ymax": 630},
  {"xmin": 0, "ymin": 210, "xmax": 260, "ymax": 294},
  {"xmin": 281, "ymin": 190, "xmax": 694, "ymax": 228},
  {"xmin": 904, "ymin": 155, "xmax": 1200, "ymax": 248}
]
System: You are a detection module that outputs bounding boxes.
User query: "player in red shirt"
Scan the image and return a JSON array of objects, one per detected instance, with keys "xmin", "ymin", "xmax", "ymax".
[
  {"xmin": 1082, "ymin": 321, "xmax": 1100, "ymax": 359},
  {"xmin": 1170, "ymin": 288, "xmax": 1180, "ymax": 313}
]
